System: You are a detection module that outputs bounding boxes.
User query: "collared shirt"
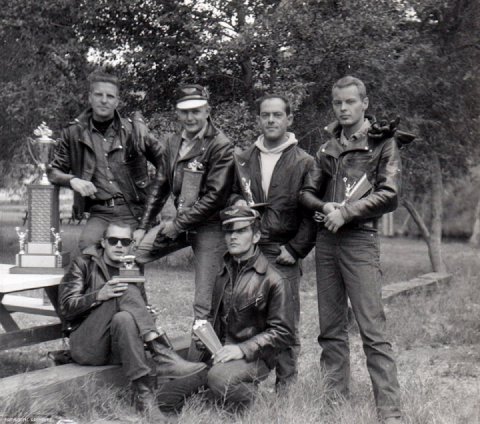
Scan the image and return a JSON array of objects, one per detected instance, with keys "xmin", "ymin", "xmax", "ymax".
[
  {"xmin": 178, "ymin": 123, "xmax": 208, "ymax": 159},
  {"xmin": 340, "ymin": 119, "xmax": 371, "ymax": 149}
]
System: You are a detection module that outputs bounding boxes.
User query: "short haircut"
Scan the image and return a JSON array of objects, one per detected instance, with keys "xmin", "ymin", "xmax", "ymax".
[
  {"xmin": 102, "ymin": 222, "xmax": 133, "ymax": 239},
  {"xmin": 88, "ymin": 70, "xmax": 120, "ymax": 92},
  {"xmin": 251, "ymin": 219, "xmax": 262, "ymax": 236},
  {"xmin": 332, "ymin": 76, "xmax": 367, "ymax": 99},
  {"xmin": 255, "ymin": 94, "xmax": 291, "ymax": 116}
]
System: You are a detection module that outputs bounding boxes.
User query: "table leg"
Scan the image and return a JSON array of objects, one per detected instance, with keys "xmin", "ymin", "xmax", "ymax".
[
  {"xmin": 44, "ymin": 286, "xmax": 60, "ymax": 313},
  {"xmin": 0, "ymin": 294, "xmax": 21, "ymax": 332}
]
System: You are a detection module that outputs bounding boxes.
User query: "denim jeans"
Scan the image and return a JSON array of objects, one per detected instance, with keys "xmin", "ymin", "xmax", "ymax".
[
  {"xmin": 135, "ymin": 221, "xmax": 227, "ymax": 320},
  {"xmin": 69, "ymin": 284, "xmax": 155, "ymax": 381},
  {"xmin": 259, "ymin": 242, "xmax": 301, "ymax": 387},
  {"xmin": 78, "ymin": 203, "xmax": 139, "ymax": 251},
  {"xmin": 315, "ymin": 228, "xmax": 401, "ymax": 419}
]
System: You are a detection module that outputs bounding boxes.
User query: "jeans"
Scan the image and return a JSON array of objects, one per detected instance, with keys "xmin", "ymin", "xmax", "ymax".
[
  {"xmin": 315, "ymin": 228, "xmax": 401, "ymax": 419},
  {"xmin": 69, "ymin": 284, "xmax": 155, "ymax": 381},
  {"xmin": 78, "ymin": 203, "xmax": 139, "ymax": 251},
  {"xmin": 259, "ymin": 242, "xmax": 301, "ymax": 387},
  {"xmin": 136, "ymin": 221, "xmax": 226, "ymax": 320},
  {"xmin": 207, "ymin": 359, "xmax": 270, "ymax": 406}
]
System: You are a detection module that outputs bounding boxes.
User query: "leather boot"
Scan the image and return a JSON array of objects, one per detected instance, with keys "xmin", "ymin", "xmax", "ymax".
[
  {"xmin": 146, "ymin": 337, "xmax": 207, "ymax": 380},
  {"xmin": 132, "ymin": 375, "xmax": 167, "ymax": 422}
]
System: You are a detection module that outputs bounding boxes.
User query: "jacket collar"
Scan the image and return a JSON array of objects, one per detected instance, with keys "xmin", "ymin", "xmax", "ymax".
[
  {"xmin": 82, "ymin": 244, "xmax": 112, "ymax": 280},
  {"xmin": 222, "ymin": 247, "xmax": 268, "ymax": 276},
  {"xmin": 322, "ymin": 118, "xmax": 373, "ymax": 157}
]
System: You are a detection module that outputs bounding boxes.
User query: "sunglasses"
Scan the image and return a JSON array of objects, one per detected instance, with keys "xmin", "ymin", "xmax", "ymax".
[{"xmin": 106, "ymin": 237, "xmax": 133, "ymax": 247}]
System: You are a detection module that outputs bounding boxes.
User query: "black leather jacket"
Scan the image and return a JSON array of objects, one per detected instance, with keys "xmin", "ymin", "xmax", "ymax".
[
  {"xmin": 208, "ymin": 249, "xmax": 295, "ymax": 367},
  {"xmin": 58, "ymin": 245, "xmax": 147, "ymax": 333},
  {"xmin": 300, "ymin": 120, "xmax": 401, "ymax": 228},
  {"xmin": 48, "ymin": 109, "xmax": 163, "ymax": 220},
  {"xmin": 230, "ymin": 143, "xmax": 315, "ymax": 258},
  {"xmin": 139, "ymin": 119, "xmax": 234, "ymax": 231}
]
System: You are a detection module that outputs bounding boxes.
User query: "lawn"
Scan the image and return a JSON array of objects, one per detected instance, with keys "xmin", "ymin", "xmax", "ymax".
[{"xmin": 1, "ymin": 206, "xmax": 479, "ymax": 423}]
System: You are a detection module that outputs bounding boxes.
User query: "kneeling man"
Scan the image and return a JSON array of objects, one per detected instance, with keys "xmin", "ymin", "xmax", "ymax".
[
  {"xmin": 59, "ymin": 221, "xmax": 206, "ymax": 419},
  {"xmin": 158, "ymin": 206, "xmax": 294, "ymax": 410}
]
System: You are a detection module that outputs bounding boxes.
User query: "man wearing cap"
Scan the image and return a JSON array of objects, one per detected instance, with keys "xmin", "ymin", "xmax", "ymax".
[
  {"xmin": 229, "ymin": 94, "xmax": 315, "ymax": 389},
  {"xmin": 156, "ymin": 205, "xmax": 294, "ymax": 410},
  {"xmin": 134, "ymin": 84, "xmax": 234, "ymax": 329},
  {"xmin": 48, "ymin": 70, "xmax": 162, "ymax": 251}
]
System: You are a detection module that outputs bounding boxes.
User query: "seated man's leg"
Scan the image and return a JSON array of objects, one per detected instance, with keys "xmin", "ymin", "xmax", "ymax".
[
  {"xmin": 69, "ymin": 299, "xmax": 117, "ymax": 366},
  {"xmin": 207, "ymin": 359, "xmax": 270, "ymax": 407},
  {"xmin": 78, "ymin": 209, "xmax": 110, "ymax": 252}
]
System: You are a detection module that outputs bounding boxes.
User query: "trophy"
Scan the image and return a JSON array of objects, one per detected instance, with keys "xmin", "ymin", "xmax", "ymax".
[
  {"xmin": 314, "ymin": 173, "xmax": 372, "ymax": 222},
  {"xmin": 177, "ymin": 159, "xmax": 205, "ymax": 216},
  {"xmin": 116, "ymin": 255, "xmax": 146, "ymax": 284},
  {"xmin": 10, "ymin": 123, "xmax": 70, "ymax": 274},
  {"xmin": 192, "ymin": 319, "xmax": 223, "ymax": 355}
]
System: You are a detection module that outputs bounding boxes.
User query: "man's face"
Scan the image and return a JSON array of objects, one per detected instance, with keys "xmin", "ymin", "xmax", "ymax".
[
  {"xmin": 176, "ymin": 105, "xmax": 210, "ymax": 138},
  {"xmin": 332, "ymin": 85, "xmax": 368, "ymax": 130},
  {"xmin": 224, "ymin": 223, "xmax": 260, "ymax": 259},
  {"xmin": 101, "ymin": 225, "xmax": 133, "ymax": 263},
  {"xmin": 258, "ymin": 98, "xmax": 293, "ymax": 144},
  {"xmin": 89, "ymin": 82, "xmax": 119, "ymax": 122}
]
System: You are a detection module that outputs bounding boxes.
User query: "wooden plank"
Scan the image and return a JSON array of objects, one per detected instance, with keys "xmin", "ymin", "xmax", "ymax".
[
  {"xmin": 0, "ymin": 323, "xmax": 62, "ymax": 350},
  {"xmin": 0, "ymin": 267, "xmax": 62, "ymax": 294},
  {"xmin": 0, "ymin": 294, "xmax": 21, "ymax": 332},
  {"xmin": 382, "ymin": 272, "xmax": 452, "ymax": 303},
  {"xmin": 2, "ymin": 294, "xmax": 57, "ymax": 316}
]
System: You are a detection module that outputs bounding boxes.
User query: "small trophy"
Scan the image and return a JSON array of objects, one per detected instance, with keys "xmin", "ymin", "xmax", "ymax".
[
  {"xmin": 15, "ymin": 227, "xmax": 29, "ymax": 255},
  {"xmin": 314, "ymin": 173, "xmax": 372, "ymax": 222},
  {"xmin": 116, "ymin": 255, "xmax": 146, "ymax": 284},
  {"xmin": 178, "ymin": 159, "xmax": 205, "ymax": 216},
  {"xmin": 192, "ymin": 319, "xmax": 223, "ymax": 355},
  {"xmin": 50, "ymin": 227, "xmax": 62, "ymax": 256},
  {"xmin": 241, "ymin": 177, "xmax": 255, "ymax": 206}
]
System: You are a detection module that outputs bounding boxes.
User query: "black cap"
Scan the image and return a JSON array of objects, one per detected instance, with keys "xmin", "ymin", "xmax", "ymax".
[
  {"xmin": 176, "ymin": 84, "xmax": 209, "ymax": 110},
  {"xmin": 220, "ymin": 205, "xmax": 260, "ymax": 231}
]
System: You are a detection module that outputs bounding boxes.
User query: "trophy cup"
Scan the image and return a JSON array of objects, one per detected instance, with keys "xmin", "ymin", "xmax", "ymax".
[
  {"xmin": 192, "ymin": 319, "xmax": 223, "ymax": 355},
  {"xmin": 314, "ymin": 173, "xmax": 372, "ymax": 222},
  {"xmin": 116, "ymin": 255, "xmax": 146, "ymax": 284},
  {"xmin": 10, "ymin": 123, "xmax": 70, "ymax": 274}
]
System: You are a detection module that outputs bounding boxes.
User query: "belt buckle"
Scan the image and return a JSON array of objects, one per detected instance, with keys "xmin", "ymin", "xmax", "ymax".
[{"xmin": 106, "ymin": 198, "xmax": 115, "ymax": 207}]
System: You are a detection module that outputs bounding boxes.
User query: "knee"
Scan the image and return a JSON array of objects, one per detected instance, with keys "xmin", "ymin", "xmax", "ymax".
[
  {"xmin": 207, "ymin": 365, "xmax": 232, "ymax": 397},
  {"xmin": 111, "ymin": 311, "xmax": 136, "ymax": 333}
]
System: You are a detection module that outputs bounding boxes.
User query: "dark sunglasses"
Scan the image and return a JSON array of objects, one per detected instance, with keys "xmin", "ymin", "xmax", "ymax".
[{"xmin": 106, "ymin": 237, "xmax": 133, "ymax": 247}]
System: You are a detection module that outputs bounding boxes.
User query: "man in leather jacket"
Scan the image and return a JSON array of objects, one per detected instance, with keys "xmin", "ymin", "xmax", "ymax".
[
  {"xmin": 299, "ymin": 76, "xmax": 403, "ymax": 424},
  {"xmin": 133, "ymin": 84, "xmax": 234, "ymax": 328},
  {"xmin": 156, "ymin": 205, "xmax": 294, "ymax": 410},
  {"xmin": 229, "ymin": 94, "xmax": 315, "ymax": 389},
  {"xmin": 59, "ymin": 221, "xmax": 206, "ymax": 420},
  {"xmin": 48, "ymin": 70, "xmax": 162, "ymax": 251}
]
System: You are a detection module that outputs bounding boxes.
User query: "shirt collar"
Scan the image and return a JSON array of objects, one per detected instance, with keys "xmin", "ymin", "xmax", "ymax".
[
  {"xmin": 340, "ymin": 119, "xmax": 370, "ymax": 146},
  {"xmin": 181, "ymin": 122, "xmax": 208, "ymax": 142}
]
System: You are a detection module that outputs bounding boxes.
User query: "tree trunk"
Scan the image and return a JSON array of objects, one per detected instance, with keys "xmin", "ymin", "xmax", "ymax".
[{"xmin": 469, "ymin": 197, "xmax": 480, "ymax": 245}]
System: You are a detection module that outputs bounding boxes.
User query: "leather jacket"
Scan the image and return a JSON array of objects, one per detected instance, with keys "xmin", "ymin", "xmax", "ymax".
[
  {"xmin": 139, "ymin": 118, "xmax": 234, "ymax": 231},
  {"xmin": 208, "ymin": 249, "xmax": 295, "ymax": 367},
  {"xmin": 230, "ymin": 143, "xmax": 315, "ymax": 258},
  {"xmin": 48, "ymin": 109, "xmax": 163, "ymax": 220},
  {"xmin": 58, "ymin": 245, "xmax": 147, "ymax": 333},
  {"xmin": 300, "ymin": 120, "xmax": 401, "ymax": 228}
]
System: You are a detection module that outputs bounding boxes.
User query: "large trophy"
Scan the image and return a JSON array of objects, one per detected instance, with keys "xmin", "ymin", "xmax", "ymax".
[{"xmin": 10, "ymin": 123, "xmax": 70, "ymax": 274}]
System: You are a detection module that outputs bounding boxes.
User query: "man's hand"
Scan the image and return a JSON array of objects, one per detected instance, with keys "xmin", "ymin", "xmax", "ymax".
[
  {"xmin": 159, "ymin": 220, "xmax": 180, "ymax": 240},
  {"xmin": 322, "ymin": 202, "xmax": 342, "ymax": 215},
  {"xmin": 213, "ymin": 345, "xmax": 244, "ymax": 364},
  {"xmin": 70, "ymin": 178, "xmax": 97, "ymax": 198},
  {"xmin": 97, "ymin": 279, "xmax": 128, "ymax": 301},
  {"xmin": 324, "ymin": 209, "xmax": 346, "ymax": 233},
  {"xmin": 234, "ymin": 199, "xmax": 248, "ymax": 206},
  {"xmin": 133, "ymin": 229, "xmax": 146, "ymax": 246},
  {"xmin": 275, "ymin": 245, "xmax": 296, "ymax": 265}
]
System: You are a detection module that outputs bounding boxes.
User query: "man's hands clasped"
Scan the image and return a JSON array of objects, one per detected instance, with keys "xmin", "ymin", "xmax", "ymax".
[{"xmin": 321, "ymin": 202, "xmax": 346, "ymax": 233}]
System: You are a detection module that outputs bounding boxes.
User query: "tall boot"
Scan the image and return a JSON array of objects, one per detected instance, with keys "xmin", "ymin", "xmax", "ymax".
[
  {"xmin": 132, "ymin": 374, "xmax": 167, "ymax": 422},
  {"xmin": 146, "ymin": 336, "xmax": 206, "ymax": 380}
]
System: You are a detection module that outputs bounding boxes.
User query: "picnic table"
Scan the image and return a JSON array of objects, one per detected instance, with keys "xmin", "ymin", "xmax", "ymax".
[{"xmin": 0, "ymin": 264, "xmax": 63, "ymax": 350}]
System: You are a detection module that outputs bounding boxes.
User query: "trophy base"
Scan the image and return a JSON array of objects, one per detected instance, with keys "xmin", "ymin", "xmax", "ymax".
[
  {"xmin": 10, "ymin": 252, "xmax": 70, "ymax": 274},
  {"xmin": 114, "ymin": 276, "xmax": 146, "ymax": 284}
]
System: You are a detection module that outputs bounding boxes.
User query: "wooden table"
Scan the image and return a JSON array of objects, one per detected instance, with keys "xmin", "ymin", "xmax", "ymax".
[{"xmin": 0, "ymin": 264, "xmax": 63, "ymax": 350}]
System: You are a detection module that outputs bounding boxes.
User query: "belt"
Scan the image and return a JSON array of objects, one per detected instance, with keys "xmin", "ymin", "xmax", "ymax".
[{"xmin": 91, "ymin": 196, "xmax": 127, "ymax": 207}]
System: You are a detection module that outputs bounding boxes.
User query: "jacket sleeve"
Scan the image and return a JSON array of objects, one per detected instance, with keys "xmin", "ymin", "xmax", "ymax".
[
  {"xmin": 285, "ymin": 155, "xmax": 316, "ymax": 259},
  {"xmin": 174, "ymin": 139, "xmax": 234, "ymax": 231},
  {"xmin": 47, "ymin": 127, "xmax": 76, "ymax": 187},
  {"xmin": 59, "ymin": 257, "xmax": 102, "ymax": 321},
  {"xmin": 340, "ymin": 138, "xmax": 401, "ymax": 222},
  {"xmin": 131, "ymin": 111, "xmax": 164, "ymax": 169},
  {"xmin": 137, "ymin": 142, "xmax": 171, "ymax": 230},
  {"xmin": 299, "ymin": 148, "xmax": 328, "ymax": 213},
  {"xmin": 237, "ymin": 277, "xmax": 295, "ymax": 362}
]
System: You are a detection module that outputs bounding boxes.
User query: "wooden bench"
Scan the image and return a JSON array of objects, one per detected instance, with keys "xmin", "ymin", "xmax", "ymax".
[{"xmin": 2, "ymin": 294, "xmax": 57, "ymax": 316}]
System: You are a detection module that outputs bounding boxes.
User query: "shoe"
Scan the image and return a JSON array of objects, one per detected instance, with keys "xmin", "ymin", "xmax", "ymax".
[
  {"xmin": 146, "ymin": 337, "xmax": 207, "ymax": 380},
  {"xmin": 132, "ymin": 375, "xmax": 167, "ymax": 422}
]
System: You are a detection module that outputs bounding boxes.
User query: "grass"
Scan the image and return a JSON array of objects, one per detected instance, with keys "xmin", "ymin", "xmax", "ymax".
[{"xmin": 1, "ymin": 205, "xmax": 479, "ymax": 423}]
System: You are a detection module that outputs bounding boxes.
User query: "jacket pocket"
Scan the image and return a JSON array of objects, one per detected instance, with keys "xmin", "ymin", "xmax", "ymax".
[{"xmin": 237, "ymin": 294, "xmax": 264, "ymax": 312}]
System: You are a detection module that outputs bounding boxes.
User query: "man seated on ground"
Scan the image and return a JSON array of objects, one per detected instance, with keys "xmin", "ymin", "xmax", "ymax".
[
  {"xmin": 59, "ymin": 221, "xmax": 206, "ymax": 420},
  {"xmin": 156, "ymin": 205, "xmax": 295, "ymax": 411}
]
